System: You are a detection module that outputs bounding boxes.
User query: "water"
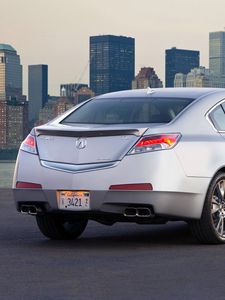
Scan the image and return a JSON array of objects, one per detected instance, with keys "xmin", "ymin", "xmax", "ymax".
[{"xmin": 0, "ymin": 162, "xmax": 16, "ymax": 188}]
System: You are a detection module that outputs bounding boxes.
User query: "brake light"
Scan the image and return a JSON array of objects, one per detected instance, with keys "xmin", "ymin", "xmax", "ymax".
[
  {"xmin": 16, "ymin": 182, "xmax": 42, "ymax": 189},
  {"xmin": 20, "ymin": 133, "xmax": 37, "ymax": 154},
  {"xmin": 128, "ymin": 133, "xmax": 181, "ymax": 154}
]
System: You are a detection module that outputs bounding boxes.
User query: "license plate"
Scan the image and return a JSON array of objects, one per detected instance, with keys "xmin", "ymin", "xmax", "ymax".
[{"xmin": 57, "ymin": 191, "xmax": 90, "ymax": 211}]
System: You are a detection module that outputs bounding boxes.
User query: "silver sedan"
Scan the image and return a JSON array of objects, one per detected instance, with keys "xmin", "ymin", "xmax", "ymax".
[{"xmin": 13, "ymin": 88, "xmax": 225, "ymax": 244}]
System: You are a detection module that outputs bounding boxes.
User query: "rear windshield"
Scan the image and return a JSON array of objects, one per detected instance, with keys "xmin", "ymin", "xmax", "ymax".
[{"xmin": 62, "ymin": 97, "xmax": 194, "ymax": 124}]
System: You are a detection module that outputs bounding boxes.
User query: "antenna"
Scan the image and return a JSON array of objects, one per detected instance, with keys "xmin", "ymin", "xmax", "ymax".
[{"xmin": 147, "ymin": 87, "xmax": 155, "ymax": 94}]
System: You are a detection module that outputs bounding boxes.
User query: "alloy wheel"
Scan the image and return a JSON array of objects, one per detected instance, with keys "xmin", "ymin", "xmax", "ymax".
[{"xmin": 211, "ymin": 180, "xmax": 225, "ymax": 238}]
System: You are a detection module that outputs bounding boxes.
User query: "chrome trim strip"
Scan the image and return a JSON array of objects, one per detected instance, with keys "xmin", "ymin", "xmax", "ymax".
[{"xmin": 40, "ymin": 160, "xmax": 119, "ymax": 174}]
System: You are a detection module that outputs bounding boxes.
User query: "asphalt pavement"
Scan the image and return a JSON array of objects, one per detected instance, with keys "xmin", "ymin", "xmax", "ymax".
[{"xmin": 0, "ymin": 189, "xmax": 225, "ymax": 300}]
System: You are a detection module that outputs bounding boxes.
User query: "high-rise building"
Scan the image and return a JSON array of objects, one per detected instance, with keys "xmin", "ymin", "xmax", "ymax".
[
  {"xmin": 209, "ymin": 30, "xmax": 225, "ymax": 75},
  {"xmin": 6, "ymin": 103, "xmax": 28, "ymax": 149},
  {"xmin": 60, "ymin": 83, "xmax": 88, "ymax": 97},
  {"xmin": 0, "ymin": 44, "xmax": 23, "ymax": 102},
  {"xmin": 132, "ymin": 67, "xmax": 163, "ymax": 89},
  {"xmin": 28, "ymin": 64, "xmax": 48, "ymax": 124},
  {"xmin": 165, "ymin": 47, "xmax": 200, "ymax": 87},
  {"xmin": 0, "ymin": 101, "xmax": 28, "ymax": 150},
  {"xmin": 0, "ymin": 44, "xmax": 27, "ymax": 152},
  {"xmin": 90, "ymin": 35, "xmax": 135, "ymax": 95},
  {"xmin": 174, "ymin": 67, "xmax": 225, "ymax": 88}
]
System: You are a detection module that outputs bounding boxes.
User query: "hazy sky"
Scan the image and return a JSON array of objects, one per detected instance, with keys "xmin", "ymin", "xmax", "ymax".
[{"xmin": 1, "ymin": 0, "xmax": 225, "ymax": 95}]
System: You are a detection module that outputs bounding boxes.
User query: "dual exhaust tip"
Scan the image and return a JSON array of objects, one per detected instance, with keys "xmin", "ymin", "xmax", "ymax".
[
  {"xmin": 20, "ymin": 205, "xmax": 42, "ymax": 216},
  {"xmin": 124, "ymin": 207, "xmax": 153, "ymax": 218},
  {"xmin": 20, "ymin": 205, "xmax": 152, "ymax": 218}
]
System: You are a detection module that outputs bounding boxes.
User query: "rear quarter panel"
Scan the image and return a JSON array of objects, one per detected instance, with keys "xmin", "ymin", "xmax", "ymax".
[{"xmin": 169, "ymin": 91, "xmax": 225, "ymax": 178}]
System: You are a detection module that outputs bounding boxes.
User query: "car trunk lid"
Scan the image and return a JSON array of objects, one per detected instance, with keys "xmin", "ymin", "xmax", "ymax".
[{"xmin": 35, "ymin": 124, "xmax": 148, "ymax": 164}]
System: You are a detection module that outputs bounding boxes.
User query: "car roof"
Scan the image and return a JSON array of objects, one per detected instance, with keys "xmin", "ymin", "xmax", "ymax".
[{"xmin": 96, "ymin": 88, "xmax": 225, "ymax": 100}]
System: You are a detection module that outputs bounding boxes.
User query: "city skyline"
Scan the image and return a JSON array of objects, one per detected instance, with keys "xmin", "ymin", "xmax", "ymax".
[{"xmin": 1, "ymin": 0, "xmax": 225, "ymax": 95}]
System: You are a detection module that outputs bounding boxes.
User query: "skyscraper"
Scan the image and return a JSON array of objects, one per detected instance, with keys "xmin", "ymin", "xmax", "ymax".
[
  {"xmin": 28, "ymin": 64, "xmax": 48, "ymax": 123},
  {"xmin": 0, "ymin": 44, "xmax": 27, "ymax": 152},
  {"xmin": 0, "ymin": 44, "xmax": 23, "ymax": 102},
  {"xmin": 90, "ymin": 35, "xmax": 135, "ymax": 95},
  {"xmin": 165, "ymin": 47, "xmax": 200, "ymax": 87},
  {"xmin": 209, "ymin": 30, "xmax": 225, "ymax": 75},
  {"xmin": 132, "ymin": 67, "xmax": 163, "ymax": 89}
]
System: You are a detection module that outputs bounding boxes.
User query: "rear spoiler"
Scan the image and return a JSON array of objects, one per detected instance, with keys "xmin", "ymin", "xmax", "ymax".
[{"xmin": 35, "ymin": 128, "xmax": 147, "ymax": 138}]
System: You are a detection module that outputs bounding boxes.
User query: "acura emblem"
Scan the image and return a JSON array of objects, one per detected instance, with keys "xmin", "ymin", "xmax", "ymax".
[{"xmin": 76, "ymin": 138, "xmax": 87, "ymax": 149}]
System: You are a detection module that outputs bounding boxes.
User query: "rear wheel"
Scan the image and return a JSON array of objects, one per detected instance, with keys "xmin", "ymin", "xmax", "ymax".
[
  {"xmin": 190, "ymin": 172, "xmax": 225, "ymax": 244},
  {"xmin": 36, "ymin": 214, "xmax": 88, "ymax": 240}
]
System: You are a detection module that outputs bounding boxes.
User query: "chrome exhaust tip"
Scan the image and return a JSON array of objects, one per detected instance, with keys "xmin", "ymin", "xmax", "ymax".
[
  {"xmin": 124, "ymin": 207, "xmax": 137, "ymax": 217},
  {"xmin": 28, "ymin": 206, "xmax": 38, "ymax": 215},
  {"xmin": 20, "ymin": 205, "xmax": 42, "ymax": 215},
  {"xmin": 124, "ymin": 207, "xmax": 154, "ymax": 218},
  {"xmin": 136, "ymin": 207, "xmax": 152, "ymax": 217},
  {"xmin": 20, "ymin": 205, "xmax": 29, "ymax": 214}
]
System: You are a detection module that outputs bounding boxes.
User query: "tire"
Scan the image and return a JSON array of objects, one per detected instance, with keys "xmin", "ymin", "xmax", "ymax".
[
  {"xmin": 190, "ymin": 172, "xmax": 225, "ymax": 244},
  {"xmin": 36, "ymin": 214, "xmax": 88, "ymax": 240}
]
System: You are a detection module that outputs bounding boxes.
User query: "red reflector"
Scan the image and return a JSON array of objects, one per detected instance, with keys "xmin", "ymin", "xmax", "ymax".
[
  {"xmin": 109, "ymin": 183, "xmax": 153, "ymax": 190},
  {"xmin": 16, "ymin": 182, "xmax": 42, "ymax": 189}
]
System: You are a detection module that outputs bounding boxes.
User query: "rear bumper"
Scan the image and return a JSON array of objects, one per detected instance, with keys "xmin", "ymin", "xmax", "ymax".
[
  {"xmin": 13, "ymin": 188, "xmax": 204, "ymax": 219},
  {"xmin": 13, "ymin": 149, "xmax": 212, "ymax": 220}
]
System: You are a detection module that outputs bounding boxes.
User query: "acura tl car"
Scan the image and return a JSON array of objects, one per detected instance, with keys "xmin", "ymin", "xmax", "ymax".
[{"xmin": 13, "ymin": 88, "xmax": 225, "ymax": 244}]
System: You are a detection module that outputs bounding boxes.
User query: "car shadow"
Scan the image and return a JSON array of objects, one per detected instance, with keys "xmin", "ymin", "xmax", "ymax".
[{"xmin": 37, "ymin": 221, "xmax": 202, "ymax": 249}]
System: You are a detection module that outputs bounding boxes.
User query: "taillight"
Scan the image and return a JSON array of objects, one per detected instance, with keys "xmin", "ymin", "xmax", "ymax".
[
  {"xmin": 20, "ymin": 133, "xmax": 38, "ymax": 155},
  {"xmin": 128, "ymin": 133, "xmax": 181, "ymax": 155}
]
